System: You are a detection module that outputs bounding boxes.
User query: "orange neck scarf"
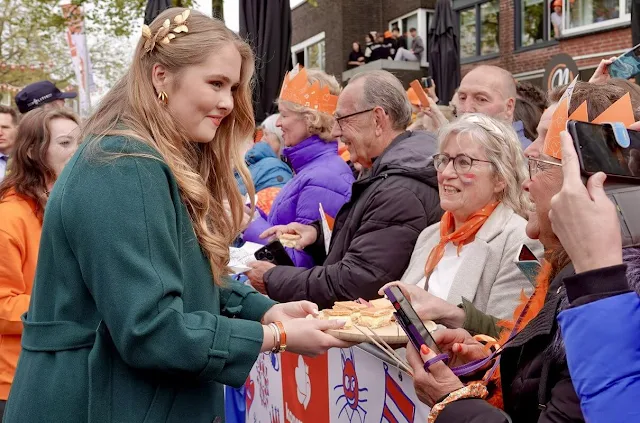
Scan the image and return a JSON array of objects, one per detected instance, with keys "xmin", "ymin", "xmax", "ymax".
[{"xmin": 424, "ymin": 202, "xmax": 500, "ymax": 278}]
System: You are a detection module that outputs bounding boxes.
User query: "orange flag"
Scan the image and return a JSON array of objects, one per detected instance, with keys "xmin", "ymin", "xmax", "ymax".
[{"xmin": 324, "ymin": 212, "xmax": 335, "ymax": 231}]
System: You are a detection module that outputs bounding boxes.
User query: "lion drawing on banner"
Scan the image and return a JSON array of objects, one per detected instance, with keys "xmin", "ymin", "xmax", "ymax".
[{"xmin": 333, "ymin": 348, "xmax": 368, "ymax": 422}]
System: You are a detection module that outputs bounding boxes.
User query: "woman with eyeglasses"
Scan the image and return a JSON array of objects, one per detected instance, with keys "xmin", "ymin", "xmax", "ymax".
[
  {"xmin": 242, "ymin": 67, "xmax": 354, "ymax": 269},
  {"xmin": 383, "ymin": 113, "xmax": 542, "ymax": 333}
]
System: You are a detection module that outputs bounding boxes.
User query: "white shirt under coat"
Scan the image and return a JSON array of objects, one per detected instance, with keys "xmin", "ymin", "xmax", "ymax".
[{"xmin": 401, "ymin": 203, "xmax": 544, "ymax": 320}]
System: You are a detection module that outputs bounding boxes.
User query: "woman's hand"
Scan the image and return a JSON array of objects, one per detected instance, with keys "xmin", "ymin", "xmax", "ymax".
[
  {"xmin": 260, "ymin": 222, "xmax": 318, "ymax": 250},
  {"xmin": 246, "ymin": 261, "xmax": 276, "ymax": 294},
  {"xmin": 282, "ymin": 318, "xmax": 355, "ymax": 357},
  {"xmin": 262, "ymin": 301, "xmax": 320, "ymax": 324},
  {"xmin": 433, "ymin": 328, "xmax": 490, "ymax": 368},
  {"xmin": 378, "ymin": 282, "xmax": 465, "ymax": 328},
  {"xmin": 406, "ymin": 343, "xmax": 464, "ymax": 407},
  {"xmin": 589, "ymin": 57, "xmax": 616, "ymax": 84}
]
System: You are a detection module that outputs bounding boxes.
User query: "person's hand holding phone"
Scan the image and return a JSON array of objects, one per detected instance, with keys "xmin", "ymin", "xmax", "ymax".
[
  {"xmin": 589, "ymin": 56, "xmax": 616, "ymax": 84},
  {"xmin": 548, "ymin": 131, "xmax": 623, "ymax": 274},
  {"xmin": 406, "ymin": 342, "xmax": 464, "ymax": 407},
  {"xmin": 378, "ymin": 282, "xmax": 465, "ymax": 328}
]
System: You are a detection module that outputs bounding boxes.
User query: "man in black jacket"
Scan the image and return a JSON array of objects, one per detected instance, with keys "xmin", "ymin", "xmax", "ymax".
[{"xmin": 247, "ymin": 70, "xmax": 442, "ymax": 309}]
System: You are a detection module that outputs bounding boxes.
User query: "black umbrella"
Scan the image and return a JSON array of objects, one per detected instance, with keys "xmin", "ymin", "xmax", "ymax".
[
  {"xmin": 428, "ymin": 0, "xmax": 460, "ymax": 106},
  {"xmin": 240, "ymin": 0, "xmax": 292, "ymax": 123},
  {"xmin": 144, "ymin": 0, "xmax": 172, "ymax": 25}
]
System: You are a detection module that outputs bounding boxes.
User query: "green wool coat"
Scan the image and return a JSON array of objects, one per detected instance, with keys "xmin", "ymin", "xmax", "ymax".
[{"xmin": 4, "ymin": 136, "xmax": 275, "ymax": 423}]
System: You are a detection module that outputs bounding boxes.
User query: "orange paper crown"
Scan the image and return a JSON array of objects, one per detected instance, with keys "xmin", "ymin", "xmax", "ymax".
[
  {"xmin": 543, "ymin": 77, "xmax": 636, "ymax": 159},
  {"xmin": 279, "ymin": 64, "xmax": 338, "ymax": 115}
]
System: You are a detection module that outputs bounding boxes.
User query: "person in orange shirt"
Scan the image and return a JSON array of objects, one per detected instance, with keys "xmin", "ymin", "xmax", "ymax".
[{"xmin": 0, "ymin": 107, "xmax": 80, "ymax": 417}]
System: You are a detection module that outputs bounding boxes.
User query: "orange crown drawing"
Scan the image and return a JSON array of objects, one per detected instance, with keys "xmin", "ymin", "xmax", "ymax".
[
  {"xmin": 543, "ymin": 77, "xmax": 636, "ymax": 159},
  {"xmin": 279, "ymin": 64, "xmax": 338, "ymax": 115}
]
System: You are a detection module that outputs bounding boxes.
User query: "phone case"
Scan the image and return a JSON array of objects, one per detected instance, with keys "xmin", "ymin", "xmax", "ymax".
[
  {"xmin": 384, "ymin": 286, "xmax": 440, "ymax": 354},
  {"xmin": 254, "ymin": 240, "xmax": 295, "ymax": 266},
  {"xmin": 567, "ymin": 120, "xmax": 640, "ymax": 184}
]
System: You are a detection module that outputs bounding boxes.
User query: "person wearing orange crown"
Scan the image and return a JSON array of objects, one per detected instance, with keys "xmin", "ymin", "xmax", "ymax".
[
  {"xmin": 396, "ymin": 80, "xmax": 640, "ymax": 423},
  {"xmin": 242, "ymin": 65, "xmax": 354, "ymax": 268}
]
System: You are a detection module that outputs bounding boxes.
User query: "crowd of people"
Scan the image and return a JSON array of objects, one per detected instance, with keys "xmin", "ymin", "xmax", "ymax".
[
  {"xmin": 348, "ymin": 26, "xmax": 425, "ymax": 68},
  {"xmin": 0, "ymin": 6, "xmax": 638, "ymax": 423}
]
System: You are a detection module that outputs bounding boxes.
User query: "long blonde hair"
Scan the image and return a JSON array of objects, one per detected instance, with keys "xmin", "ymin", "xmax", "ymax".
[
  {"xmin": 279, "ymin": 69, "xmax": 341, "ymax": 141},
  {"xmin": 438, "ymin": 113, "xmax": 531, "ymax": 218},
  {"xmin": 80, "ymin": 8, "xmax": 255, "ymax": 284}
]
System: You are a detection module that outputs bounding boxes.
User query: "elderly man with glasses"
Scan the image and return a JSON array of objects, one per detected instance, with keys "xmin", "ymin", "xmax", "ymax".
[{"xmin": 246, "ymin": 70, "xmax": 443, "ymax": 309}]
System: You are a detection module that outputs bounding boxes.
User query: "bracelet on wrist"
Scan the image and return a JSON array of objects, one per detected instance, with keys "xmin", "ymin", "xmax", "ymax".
[
  {"xmin": 427, "ymin": 382, "xmax": 488, "ymax": 423},
  {"xmin": 274, "ymin": 321, "xmax": 286, "ymax": 353}
]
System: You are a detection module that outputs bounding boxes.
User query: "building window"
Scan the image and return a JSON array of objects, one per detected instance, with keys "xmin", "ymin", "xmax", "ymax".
[
  {"xmin": 516, "ymin": 0, "xmax": 557, "ymax": 49},
  {"xmin": 389, "ymin": 8, "xmax": 433, "ymax": 66},
  {"xmin": 291, "ymin": 32, "xmax": 326, "ymax": 70},
  {"xmin": 458, "ymin": 0, "xmax": 500, "ymax": 60},
  {"xmin": 563, "ymin": 0, "xmax": 630, "ymax": 35}
]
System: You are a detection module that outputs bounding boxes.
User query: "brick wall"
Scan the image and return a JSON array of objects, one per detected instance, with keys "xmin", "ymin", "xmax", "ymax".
[
  {"xmin": 382, "ymin": 0, "xmax": 436, "ymax": 23},
  {"xmin": 291, "ymin": 0, "xmax": 344, "ymax": 81},
  {"xmin": 461, "ymin": 0, "xmax": 632, "ymax": 79}
]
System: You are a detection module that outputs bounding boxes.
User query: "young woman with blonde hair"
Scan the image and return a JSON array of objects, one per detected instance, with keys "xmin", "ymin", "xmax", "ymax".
[{"xmin": 4, "ymin": 9, "xmax": 349, "ymax": 423}]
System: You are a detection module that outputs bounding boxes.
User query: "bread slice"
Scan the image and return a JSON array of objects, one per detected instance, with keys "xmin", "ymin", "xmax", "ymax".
[
  {"xmin": 319, "ymin": 309, "xmax": 354, "ymax": 328},
  {"xmin": 333, "ymin": 301, "xmax": 368, "ymax": 312},
  {"xmin": 357, "ymin": 309, "xmax": 393, "ymax": 329},
  {"xmin": 279, "ymin": 233, "xmax": 301, "ymax": 248},
  {"xmin": 369, "ymin": 298, "xmax": 394, "ymax": 311}
]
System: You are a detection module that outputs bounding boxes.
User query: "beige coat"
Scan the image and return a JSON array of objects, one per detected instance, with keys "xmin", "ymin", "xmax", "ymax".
[{"xmin": 400, "ymin": 203, "xmax": 543, "ymax": 320}]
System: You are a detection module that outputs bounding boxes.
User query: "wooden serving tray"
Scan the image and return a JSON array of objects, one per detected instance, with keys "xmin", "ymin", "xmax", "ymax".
[{"xmin": 324, "ymin": 320, "xmax": 438, "ymax": 345}]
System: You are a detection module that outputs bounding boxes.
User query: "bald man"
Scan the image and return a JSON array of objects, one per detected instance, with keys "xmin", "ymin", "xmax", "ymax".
[{"xmin": 457, "ymin": 65, "xmax": 531, "ymax": 149}]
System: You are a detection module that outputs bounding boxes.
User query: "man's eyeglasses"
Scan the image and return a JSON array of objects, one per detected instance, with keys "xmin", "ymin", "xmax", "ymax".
[
  {"xmin": 527, "ymin": 157, "xmax": 562, "ymax": 180},
  {"xmin": 432, "ymin": 153, "xmax": 493, "ymax": 174},
  {"xmin": 334, "ymin": 108, "xmax": 375, "ymax": 130}
]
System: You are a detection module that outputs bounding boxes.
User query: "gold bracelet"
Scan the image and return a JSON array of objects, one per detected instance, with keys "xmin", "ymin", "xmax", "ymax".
[
  {"xmin": 427, "ymin": 382, "xmax": 488, "ymax": 423},
  {"xmin": 269, "ymin": 323, "xmax": 281, "ymax": 354}
]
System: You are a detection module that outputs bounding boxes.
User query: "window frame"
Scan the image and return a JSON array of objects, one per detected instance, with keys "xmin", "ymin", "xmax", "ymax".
[
  {"xmin": 454, "ymin": 0, "xmax": 501, "ymax": 63},
  {"xmin": 290, "ymin": 32, "xmax": 326, "ymax": 70},
  {"xmin": 388, "ymin": 8, "xmax": 434, "ymax": 67},
  {"xmin": 514, "ymin": 0, "xmax": 559, "ymax": 50},
  {"xmin": 561, "ymin": 0, "xmax": 630, "ymax": 37}
]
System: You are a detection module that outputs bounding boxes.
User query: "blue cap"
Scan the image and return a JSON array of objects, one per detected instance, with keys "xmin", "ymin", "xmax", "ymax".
[{"xmin": 15, "ymin": 81, "xmax": 77, "ymax": 114}]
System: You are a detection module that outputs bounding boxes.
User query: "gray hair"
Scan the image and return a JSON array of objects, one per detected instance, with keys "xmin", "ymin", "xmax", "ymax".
[
  {"xmin": 260, "ymin": 114, "xmax": 284, "ymax": 154},
  {"xmin": 349, "ymin": 70, "xmax": 412, "ymax": 130},
  {"xmin": 438, "ymin": 113, "xmax": 531, "ymax": 218}
]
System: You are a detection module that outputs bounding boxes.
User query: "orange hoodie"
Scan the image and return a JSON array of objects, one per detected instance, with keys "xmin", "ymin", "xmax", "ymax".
[{"xmin": 0, "ymin": 190, "xmax": 41, "ymax": 400}]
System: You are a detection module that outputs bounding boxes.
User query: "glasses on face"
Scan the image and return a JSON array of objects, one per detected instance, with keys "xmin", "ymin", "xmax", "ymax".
[
  {"xmin": 432, "ymin": 153, "xmax": 493, "ymax": 174},
  {"xmin": 334, "ymin": 108, "xmax": 375, "ymax": 130},
  {"xmin": 527, "ymin": 157, "xmax": 562, "ymax": 180}
]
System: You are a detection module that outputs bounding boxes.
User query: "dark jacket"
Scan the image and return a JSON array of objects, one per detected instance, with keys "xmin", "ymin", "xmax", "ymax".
[
  {"xmin": 435, "ymin": 265, "xmax": 584, "ymax": 423},
  {"xmin": 263, "ymin": 131, "xmax": 442, "ymax": 309},
  {"xmin": 4, "ymin": 137, "xmax": 276, "ymax": 423}
]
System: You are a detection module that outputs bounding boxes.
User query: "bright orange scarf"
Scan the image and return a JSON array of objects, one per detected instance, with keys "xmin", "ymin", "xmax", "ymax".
[{"xmin": 424, "ymin": 202, "xmax": 500, "ymax": 278}]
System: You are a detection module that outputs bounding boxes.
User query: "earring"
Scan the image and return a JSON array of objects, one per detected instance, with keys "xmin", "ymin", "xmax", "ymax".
[{"xmin": 157, "ymin": 91, "xmax": 168, "ymax": 105}]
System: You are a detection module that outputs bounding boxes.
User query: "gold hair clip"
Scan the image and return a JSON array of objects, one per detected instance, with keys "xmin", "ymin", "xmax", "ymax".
[{"xmin": 141, "ymin": 9, "xmax": 191, "ymax": 54}]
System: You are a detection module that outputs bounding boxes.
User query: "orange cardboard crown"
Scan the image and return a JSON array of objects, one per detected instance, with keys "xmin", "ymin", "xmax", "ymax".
[
  {"xmin": 279, "ymin": 64, "xmax": 338, "ymax": 115},
  {"xmin": 543, "ymin": 77, "xmax": 636, "ymax": 159}
]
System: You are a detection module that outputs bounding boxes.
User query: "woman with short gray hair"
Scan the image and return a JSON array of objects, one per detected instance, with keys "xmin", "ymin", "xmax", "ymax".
[{"xmin": 390, "ymin": 113, "xmax": 542, "ymax": 324}]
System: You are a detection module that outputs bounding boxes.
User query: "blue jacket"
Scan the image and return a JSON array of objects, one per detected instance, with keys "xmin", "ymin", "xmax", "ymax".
[
  {"xmin": 236, "ymin": 142, "xmax": 293, "ymax": 196},
  {"xmin": 243, "ymin": 135, "xmax": 354, "ymax": 268},
  {"xmin": 558, "ymin": 264, "xmax": 640, "ymax": 423}
]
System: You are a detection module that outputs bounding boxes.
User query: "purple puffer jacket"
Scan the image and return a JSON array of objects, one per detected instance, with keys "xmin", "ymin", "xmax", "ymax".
[{"xmin": 243, "ymin": 135, "xmax": 354, "ymax": 268}]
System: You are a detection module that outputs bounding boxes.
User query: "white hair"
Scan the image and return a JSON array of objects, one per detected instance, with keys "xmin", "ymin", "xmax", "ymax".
[
  {"xmin": 438, "ymin": 113, "xmax": 531, "ymax": 218},
  {"xmin": 260, "ymin": 114, "xmax": 284, "ymax": 155}
]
